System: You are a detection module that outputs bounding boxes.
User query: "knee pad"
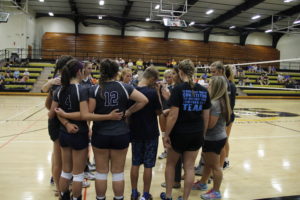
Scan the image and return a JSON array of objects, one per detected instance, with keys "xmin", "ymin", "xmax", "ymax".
[
  {"xmin": 95, "ymin": 172, "xmax": 108, "ymax": 180},
  {"xmin": 61, "ymin": 171, "xmax": 72, "ymax": 180},
  {"xmin": 112, "ymin": 172, "xmax": 124, "ymax": 182},
  {"xmin": 73, "ymin": 173, "xmax": 84, "ymax": 182}
]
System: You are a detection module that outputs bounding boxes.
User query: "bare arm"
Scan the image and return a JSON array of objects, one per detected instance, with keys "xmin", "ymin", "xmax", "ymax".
[
  {"xmin": 80, "ymin": 100, "xmax": 123, "ymax": 121},
  {"xmin": 48, "ymin": 101, "xmax": 59, "ymax": 119},
  {"xmin": 45, "ymin": 92, "xmax": 52, "ymax": 110},
  {"xmin": 55, "ymin": 108, "xmax": 82, "ymax": 121},
  {"xmin": 163, "ymin": 106, "xmax": 179, "ymax": 148},
  {"xmin": 125, "ymin": 89, "xmax": 149, "ymax": 117},
  {"xmin": 202, "ymin": 109, "xmax": 210, "ymax": 134},
  {"xmin": 41, "ymin": 78, "xmax": 60, "ymax": 93},
  {"xmin": 57, "ymin": 115, "xmax": 79, "ymax": 134}
]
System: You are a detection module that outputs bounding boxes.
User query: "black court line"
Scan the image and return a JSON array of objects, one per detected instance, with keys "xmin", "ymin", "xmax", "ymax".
[
  {"xmin": 265, "ymin": 122, "xmax": 300, "ymax": 133},
  {"xmin": 22, "ymin": 107, "xmax": 45, "ymax": 121},
  {"xmin": 0, "ymin": 127, "xmax": 47, "ymax": 139},
  {"xmin": 255, "ymin": 195, "xmax": 300, "ymax": 200}
]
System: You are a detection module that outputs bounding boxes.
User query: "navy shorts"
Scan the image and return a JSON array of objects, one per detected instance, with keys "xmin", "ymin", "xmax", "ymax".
[
  {"xmin": 170, "ymin": 133, "xmax": 203, "ymax": 154},
  {"xmin": 131, "ymin": 138, "xmax": 158, "ymax": 168},
  {"xmin": 59, "ymin": 126, "xmax": 89, "ymax": 150},
  {"xmin": 48, "ymin": 117, "xmax": 60, "ymax": 142},
  {"xmin": 92, "ymin": 133, "xmax": 130, "ymax": 150},
  {"xmin": 203, "ymin": 138, "xmax": 227, "ymax": 155}
]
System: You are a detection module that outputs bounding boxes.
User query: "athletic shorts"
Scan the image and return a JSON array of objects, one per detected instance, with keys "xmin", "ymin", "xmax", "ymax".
[
  {"xmin": 91, "ymin": 133, "xmax": 130, "ymax": 150},
  {"xmin": 48, "ymin": 117, "xmax": 60, "ymax": 142},
  {"xmin": 59, "ymin": 127, "xmax": 89, "ymax": 150},
  {"xmin": 226, "ymin": 113, "xmax": 235, "ymax": 126},
  {"xmin": 131, "ymin": 138, "xmax": 159, "ymax": 168},
  {"xmin": 170, "ymin": 133, "xmax": 203, "ymax": 154},
  {"xmin": 203, "ymin": 138, "xmax": 227, "ymax": 155}
]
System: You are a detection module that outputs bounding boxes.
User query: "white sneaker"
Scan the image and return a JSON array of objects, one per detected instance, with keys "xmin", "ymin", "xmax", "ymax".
[
  {"xmin": 84, "ymin": 172, "xmax": 95, "ymax": 180},
  {"xmin": 158, "ymin": 151, "xmax": 167, "ymax": 159},
  {"xmin": 88, "ymin": 163, "xmax": 96, "ymax": 171}
]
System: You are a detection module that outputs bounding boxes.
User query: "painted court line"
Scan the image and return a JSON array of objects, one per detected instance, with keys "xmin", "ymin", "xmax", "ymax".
[
  {"xmin": 0, "ymin": 102, "xmax": 44, "ymax": 124},
  {"xmin": 0, "ymin": 114, "xmax": 45, "ymax": 149}
]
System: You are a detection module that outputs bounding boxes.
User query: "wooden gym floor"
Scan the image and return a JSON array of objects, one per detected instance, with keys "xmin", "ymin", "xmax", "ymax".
[{"xmin": 0, "ymin": 96, "xmax": 299, "ymax": 200}]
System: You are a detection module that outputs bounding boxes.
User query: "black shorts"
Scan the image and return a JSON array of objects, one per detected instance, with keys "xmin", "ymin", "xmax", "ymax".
[
  {"xmin": 170, "ymin": 133, "xmax": 203, "ymax": 154},
  {"xmin": 92, "ymin": 133, "xmax": 130, "ymax": 150},
  {"xmin": 48, "ymin": 117, "xmax": 60, "ymax": 142},
  {"xmin": 203, "ymin": 138, "xmax": 227, "ymax": 155},
  {"xmin": 59, "ymin": 127, "xmax": 89, "ymax": 150},
  {"xmin": 226, "ymin": 113, "xmax": 235, "ymax": 126}
]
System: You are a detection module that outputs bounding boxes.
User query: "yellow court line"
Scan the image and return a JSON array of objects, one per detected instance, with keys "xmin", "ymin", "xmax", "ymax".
[{"xmin": 236, "ymin": 117, "xmax": 280, "ymax": 122}]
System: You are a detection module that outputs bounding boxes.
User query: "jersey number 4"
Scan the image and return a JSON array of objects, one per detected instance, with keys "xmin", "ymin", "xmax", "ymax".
[{"xmin": 104, "ymin": 91, "xmax": 119, "ymax": 106}]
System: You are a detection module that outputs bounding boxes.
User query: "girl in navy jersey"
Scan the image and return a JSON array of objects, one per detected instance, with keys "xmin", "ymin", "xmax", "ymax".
[
  {"xmin": 48, "ymin": 59, "xmax": 89, "ymax": 200},
  {"xmin": 161, "ymin": 59, "xmax": 211, "ymax": 200},
  {"xmin": 80, "ymin": 59, "xmax": 148, "ymax": 200},
  {"xmin": 43, "ymin": 55, "xmax": 73, "ymax": 196}
]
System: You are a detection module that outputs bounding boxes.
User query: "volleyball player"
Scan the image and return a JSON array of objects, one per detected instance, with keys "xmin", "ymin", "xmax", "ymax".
[
  {"xmin": 43, "ymin": 55, "xmax": 73, "ymax": 196},
  {"xmin": 160, "ymin": 59, "xmax": 211, "ymax": 200},
  {"xmin": 129, "ymin": 67, "xmax": 162, "ymax": 200},
  {"xmin": 80, "ymin": 59, "xmax": 148, "ymax": 200},
  {"xmin": 193, "ymin": 76, "xmax": 232, "ymax": 200},
  {"xmin": 48, "ymin": 59, "xmax": 89, "ymax": 200}
]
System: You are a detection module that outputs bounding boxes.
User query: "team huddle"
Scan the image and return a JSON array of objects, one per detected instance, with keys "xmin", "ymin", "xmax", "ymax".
[{"xmin": 43, "ymin": 56, "xmax": 236, "ymax": 200}]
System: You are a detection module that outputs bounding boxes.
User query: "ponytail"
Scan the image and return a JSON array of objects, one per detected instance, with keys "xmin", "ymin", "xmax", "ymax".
[
  {"xmin": 53, "ymin": 55, "xmax": 73, "ymax": 78},
  {"xmin": 60, "ymin": 59, "xmax": 83, "ymax": 92}
]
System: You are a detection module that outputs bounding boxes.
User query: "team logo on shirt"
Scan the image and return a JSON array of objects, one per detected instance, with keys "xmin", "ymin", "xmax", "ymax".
[{"xmin": 182, "ymin": 90, "xmax": 207, "ymax": 111}]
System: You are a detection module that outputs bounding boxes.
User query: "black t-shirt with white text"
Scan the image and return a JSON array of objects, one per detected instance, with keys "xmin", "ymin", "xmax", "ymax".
[{"xmin": 168, "ymin": 82, "xmax": 211, "ymax": 135}]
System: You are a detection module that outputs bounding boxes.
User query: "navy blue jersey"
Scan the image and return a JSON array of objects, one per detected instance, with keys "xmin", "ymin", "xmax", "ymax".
[
  {"xmin": 89, "ymin": 81, "xmax": 134, "ymax": 136},
  {"xmin": 129, "ymin": 86, "xmax": 162, "ymax": 140},
  {"xmin": 81, "ymin": 77, "xmax": 94, "ymax": 89},
  {"xmin": 168, "ymin": 82, "xmax": 211, "ymax": 135},
  {"xmin": 53, "ymin": 84, "xmax": 88, "ymax": 131}
]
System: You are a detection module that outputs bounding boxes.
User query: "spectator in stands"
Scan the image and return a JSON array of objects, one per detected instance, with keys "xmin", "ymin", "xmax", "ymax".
[
  {"xmin": 283, "ymin": 74, "xmax": 291, "ymax": 84},
  {"xmin": 119, "ymin": 58, "xmax": 125, "ymax": 67},
  {"xmin": 5, "ymin": 66, "xmax": 11, "ymax": 78},
  {"xmin": 171, "ymin": 59, "xmax": 177, "ymax": 68},
  {"xmin": 268, "ymin": 66, "xmax": 276, "ymax": 74},
  {"xmin": 237, "ymin": 66, "xmax": 244, "ymax": 78},
  {"xmin": 120, "ymin": 68, "xmax": 133, "ymax": 84},
  {"xmin": 20, "ymin": 68, "xmax": 30, "ymax": 82},
  {"xmin": 136, "ymin": 58, "xmax": 144, "ymax": 70},
  {"xmin": 248, "ymin": 65, "xmax": 254, "ymax": 72},
  {"xmin": 277, "ymin": 73, "xmax": 285, "ymax": 84},
  {"xmin": 127, "ymin": 59, "xmax": 134, "ymax": 69},
  {"xmin": 253, "ymin": 65, "xmax": 258, "ymax": 73},
  {"xmin": 244, "ymin": 77, "xmax": 251, "ymax": 86},
  {"xmin": 258, "ymin": 73, "xmax": 270, "ymax": 86},
  {"xmin": 0, "ymin": 72, "xmax": 5, "ymax": 85},
  {"xmin": 13, "ymin": 68, "xmax": 20, "ymax": 82},
  {"xmin": 166, "ymin": 60, "xmax": 172, "ymax": 68}
]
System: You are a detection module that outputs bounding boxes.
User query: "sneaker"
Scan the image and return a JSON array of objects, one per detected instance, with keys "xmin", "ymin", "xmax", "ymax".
[
  {"xmin": 161, "ymin": 182, "xmax": 181, "ymax": 189},
  {"xmin": 82, "ymin": 180, "xmax": 90, "ymax": 188},
  {"xmin": 200, "ymin": 190, "xmax": 221, "ymax": 200},
  {"xmin": 160, "ymin": 192, "xmax": 172, "ymax": 200},
  {"xmin": 195, "ymin": 164, "xmax": 204, "ymax": 176},
  {"xmin": 131, "ymin": 192, "xmax": 140, "ymax": 200},
  {"xmin": 192, "ymin": 181, "xmax": 207, "ymax": 191},
  {"xmin": 223, "ymin": 161, "xmax": 229, "ymax": 169},
  {"xmin": 158, "ymin": 151, "xmax": 168, "ymax": 159},
  {"xmin": 140, "ymin": 194, "xmax": 153, "ymax": 200},
  {"xmin": 88, "ymin": 163, "xmax": 96, "ymax": 171},
  {"xmin": 176, "ymin": 197, "xmax": 183, "ymax": 200},
  {"xmin": 84, "ymin": 172, "xmax": 95, "ymax": 180}
]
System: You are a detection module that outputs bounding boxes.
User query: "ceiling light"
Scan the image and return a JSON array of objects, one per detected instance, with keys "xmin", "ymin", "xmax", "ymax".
[
  {"xmin": 293, "ymin": 20, "xmax": 300, "ymax": 24},
  {"xmin": 229, "ymin": 25, "xmax": 236, "ymax": 29},
  {"xmin": 145, "ymin": 18, "xmax": 150, "ymax": 21},
  {"xmin": 251, "ymin": 15, "xmax": 261, "ymax": 20},
  {"xmin": 48, "ymin": 12, "xmax": 54, "ymax": 16},
  {"xmin": 99, "ymin": 0, "xmax": 104, "ymax": 6},
  {"xmin": 206, "ymin": 9, "xmax": 214, "ymax": 15},
  {"xmin": 265, "ymin": 29, "xmax": 272, "ymax": 33},
  {"xmin": 155, "ymin": 4, "xmax": 160, "ymax": 9},
  {"xmin": 189, "ymin": 21, "xmax": 195, "ymax": 26},
  {"xmin": 284, "ymin": 0, "xmax": 293, "ymax": 2},
  {"xmin": 98, "ymin": 15, "xmax": 103, "ymax": 19},
  {"xmin": 39, "ymin": 0, "xmax": 44, "ymax": 2}
]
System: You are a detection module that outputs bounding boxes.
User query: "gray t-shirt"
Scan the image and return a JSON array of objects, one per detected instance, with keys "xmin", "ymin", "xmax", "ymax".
[{"xmin": 204, "ymin": 100, "xmax": 227, "ymax": 141}]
